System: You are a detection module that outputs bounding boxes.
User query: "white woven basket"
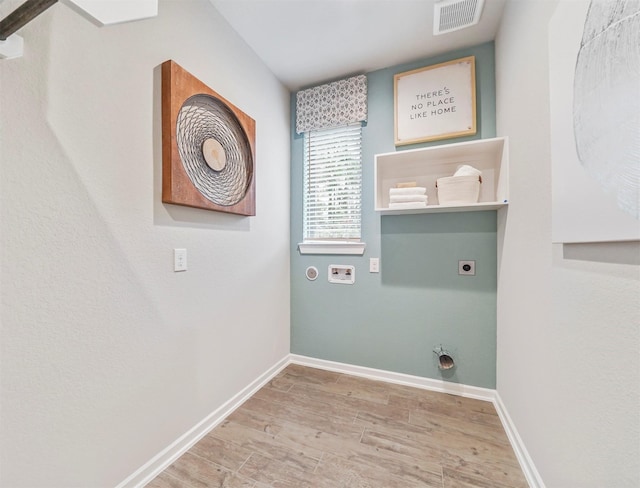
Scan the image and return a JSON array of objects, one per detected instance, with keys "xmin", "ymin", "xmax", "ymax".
[{"xmin": 436, "ymin": 175, "xmax": 481, "ymax": 205}]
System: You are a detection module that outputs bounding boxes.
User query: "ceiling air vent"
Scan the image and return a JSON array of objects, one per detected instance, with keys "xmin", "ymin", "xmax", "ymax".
[{"xmin": 433, "ymin": 0, "xmax": 485, "ymax": 35}]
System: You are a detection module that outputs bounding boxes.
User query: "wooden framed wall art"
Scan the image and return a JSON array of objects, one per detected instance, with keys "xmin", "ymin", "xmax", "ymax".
[
  {"xmin": 161, "ymin": 60, "xmax": 256, "ymax": 216},
  {"xmin": 394, "ymin": 56, "xmax": 476, "ymax": 145}
]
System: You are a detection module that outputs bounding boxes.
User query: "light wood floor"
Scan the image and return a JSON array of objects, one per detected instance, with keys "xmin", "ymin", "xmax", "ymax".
[{"xmin": 146, "ymin": 364, "xmax": 528, "ymax": 488}]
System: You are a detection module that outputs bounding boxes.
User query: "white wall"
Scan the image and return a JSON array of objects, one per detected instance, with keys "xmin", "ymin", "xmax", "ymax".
[
  {"xmin": 0, "ymin": 1, "xmax": 291, "ymax": 486},
  {"xmin": 495, "ymin": 1, "xmax": 640, "ymax": 487}
]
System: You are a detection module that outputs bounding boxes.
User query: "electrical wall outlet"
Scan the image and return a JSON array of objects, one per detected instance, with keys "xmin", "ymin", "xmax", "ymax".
[
  {"xmin": 174, "ymin": 249, "xmax": 187, "ymax": 272},
  {"xmin": 369, "ymin": 258, "xmax": 380, "ymax": 273},
  {"xmin": 458, "ymin": 260, "xmax": 475, "ymax": 276}
]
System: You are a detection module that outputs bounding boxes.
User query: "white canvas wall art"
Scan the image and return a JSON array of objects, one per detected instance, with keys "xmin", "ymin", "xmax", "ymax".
[{"xmin": 549, "ymin": 0, "xmax": 640, "ymax": 243}]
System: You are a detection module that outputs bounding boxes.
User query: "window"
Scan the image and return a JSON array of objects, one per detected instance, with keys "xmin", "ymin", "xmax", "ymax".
[{"xmin": 303, "ymin": 123, "xmax": 362, "ymax": 241}]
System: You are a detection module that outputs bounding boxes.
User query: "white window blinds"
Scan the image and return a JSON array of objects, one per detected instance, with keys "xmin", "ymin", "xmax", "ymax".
[{"xmin": 303, "ymin": 123, "xmax": 362, "ymax": 240}]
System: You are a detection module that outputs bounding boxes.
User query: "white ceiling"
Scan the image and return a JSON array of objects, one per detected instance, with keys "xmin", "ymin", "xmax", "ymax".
[{"xmin": 209, "ymin": 0, "xmax": 506, "ymax": 91}]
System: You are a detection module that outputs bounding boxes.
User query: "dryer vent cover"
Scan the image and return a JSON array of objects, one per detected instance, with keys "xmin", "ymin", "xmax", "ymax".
[{"xmin": 434, "ymin": 0, "xmax": 485, "ymax": 35}]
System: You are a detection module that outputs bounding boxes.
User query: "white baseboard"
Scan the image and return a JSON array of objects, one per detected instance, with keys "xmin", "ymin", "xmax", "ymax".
[
  {"xmin": 494, "ymin": 392, "xmax": 546, "ymax": 488},
  {"xmin": 289, "ymin": 354, "xmax": 496, "ymax": 402},
  {"xmin": 116, "ymin": 355, "xmax": 290, "ymax": 488},
  {"xmin": 118, "ymin": 353, "xmax": 542, "ymax": 488}
]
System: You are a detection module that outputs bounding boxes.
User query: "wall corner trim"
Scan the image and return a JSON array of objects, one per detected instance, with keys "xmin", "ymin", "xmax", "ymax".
[{"xmin": 494, "ymin": 392, "xmax": 547, "ymax": 488}]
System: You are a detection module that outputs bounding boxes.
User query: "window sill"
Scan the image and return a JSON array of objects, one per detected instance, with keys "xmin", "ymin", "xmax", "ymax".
[{"xmin": 298, "ymin": 241, "xmax": 366, "ymax": 255}]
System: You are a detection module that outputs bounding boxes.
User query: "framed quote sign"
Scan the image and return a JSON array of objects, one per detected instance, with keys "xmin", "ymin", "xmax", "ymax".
[{"xmin": 394, "ymin": 56, "xmax": 476, "ymax": 145}]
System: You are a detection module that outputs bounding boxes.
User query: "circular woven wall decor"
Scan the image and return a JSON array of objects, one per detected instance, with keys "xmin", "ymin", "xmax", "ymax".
[{"xmin": 176, "ymin": 94, "xmax": 253, "ymax": 207}]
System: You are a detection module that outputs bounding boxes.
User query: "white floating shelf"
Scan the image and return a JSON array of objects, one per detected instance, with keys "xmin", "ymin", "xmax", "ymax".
[
  {"xmin": 374, "ymin": 136, "xmax": 509, "ymax": 214},
  {"xmin": 378, "ymin": 201, "xmax": 508, "ymax": 215}
]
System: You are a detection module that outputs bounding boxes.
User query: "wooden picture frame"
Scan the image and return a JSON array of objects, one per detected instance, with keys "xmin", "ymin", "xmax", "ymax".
[
  {"xmin": 394, "ymin": 56, "xmax": 476, "ymax": 145},
  {"xmin": 161, "ymin": 60, "xmax": 256, "ymax": 216}
]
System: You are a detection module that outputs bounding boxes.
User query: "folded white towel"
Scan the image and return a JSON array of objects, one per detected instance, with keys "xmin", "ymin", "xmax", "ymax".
[
  {"xmin": 454, "ymin": 165, "xmax": 482, "ymax": 178},
  {"xmin": 388, "ymin": 202, "xmax": 427, "ymax": 210},
  {"xmin": 389, "ymin": 187, "xmax": 427, "ymax": 196},
  {"xmin": 389, "ymin": 194, "xmax": 428, "ymax": 204}
]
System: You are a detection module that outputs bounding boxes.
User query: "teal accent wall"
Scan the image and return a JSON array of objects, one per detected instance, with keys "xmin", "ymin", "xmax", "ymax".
[{"xmin": 290, "ymin": 42, "xmax": 498, "ymax": 388}]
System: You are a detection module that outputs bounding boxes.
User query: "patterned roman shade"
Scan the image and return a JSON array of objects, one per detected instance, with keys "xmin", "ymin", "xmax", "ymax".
[{"xmin": 296, "ymin": 75, "xmax": 368, "ymax": 134}]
